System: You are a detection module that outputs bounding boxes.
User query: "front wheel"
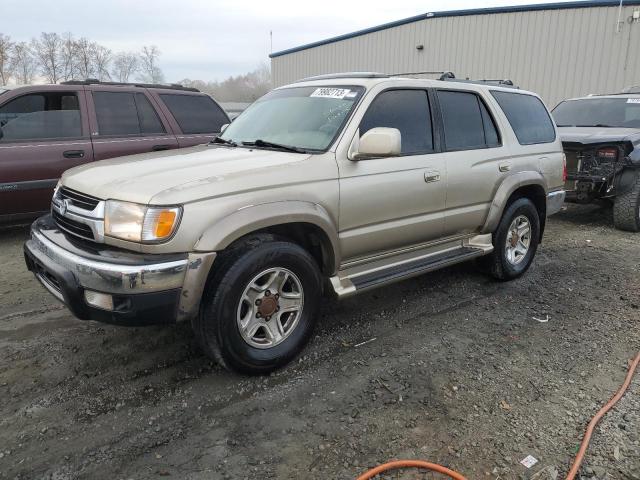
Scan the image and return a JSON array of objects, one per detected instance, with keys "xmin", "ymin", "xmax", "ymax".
[
  {"xmin": 193, "ymin": 235, "xmax": 322, "ymax": 374},
  {"xmin": 481, "ymin": 197, "xmax": 541, "ymax": 281},
  {"xmin": 613, "ymin": 173, "xmax": 640, "ymax": 232}
]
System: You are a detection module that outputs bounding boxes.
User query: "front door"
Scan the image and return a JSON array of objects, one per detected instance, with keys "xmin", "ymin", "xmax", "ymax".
[
  {"xmin": 338, "ymin": 89, "xmax": 446, "ymax": 262},
  {"xmin": 0, "ymin": 88, "xmax": 93, "ymax": 219}
]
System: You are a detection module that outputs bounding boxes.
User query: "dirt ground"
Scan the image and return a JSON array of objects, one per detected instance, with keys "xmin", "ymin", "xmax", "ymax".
[{"xmin": 1, "ymin": 203, "xmax": 638, "ymax": 480}]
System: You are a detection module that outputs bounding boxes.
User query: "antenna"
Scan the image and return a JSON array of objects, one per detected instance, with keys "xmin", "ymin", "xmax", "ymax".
[{"xmin": 270, "ymin": 30, "xmax": 273, "ymax": 54}]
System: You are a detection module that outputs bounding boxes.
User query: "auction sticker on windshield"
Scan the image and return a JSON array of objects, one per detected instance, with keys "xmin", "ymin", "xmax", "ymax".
[
  {"xmin": 311, "ymin": 88, "xmax": 352, "ymax": 99},
  {"xmin": 627, "ymin": 98, "xmax": 640, "ymax": 104}
]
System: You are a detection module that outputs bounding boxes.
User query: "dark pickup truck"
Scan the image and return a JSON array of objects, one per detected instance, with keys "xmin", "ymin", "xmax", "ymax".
[
  {"xmin": 553, "ymin": 92, "xmax": 640, "ymax": 231},
  {"xmin": 0, "ymin": 80, "xmax": 230, "ymax": 223}
]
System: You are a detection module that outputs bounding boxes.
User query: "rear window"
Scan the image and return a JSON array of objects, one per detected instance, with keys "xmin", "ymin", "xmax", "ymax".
[
  {"xmin": 93, "ymin": 91, "xmax": 165, "ymax": 136},
  {"xmin": 160, "ymin": 94, "xmax": 228, "ymax": 134},
  {"xmin": 491, "ymin": 91, "xmax": 555, "ymax": 145},
  {"xmin": 0, "ymin": 92, "xmax": 81, "ymax": 142},
  {"xmin": 438, "ymin": 90, "xmax": 500, "ymax": 150}
]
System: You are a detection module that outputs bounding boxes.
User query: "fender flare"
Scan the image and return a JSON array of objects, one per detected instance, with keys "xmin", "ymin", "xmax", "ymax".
[
  {"xmin": 482, "ymin": 171, "xmax": 547, "ymax": 234},
  {"xmin": 194, "ymin": 200, "xmax": 340, "ymax": 269}
]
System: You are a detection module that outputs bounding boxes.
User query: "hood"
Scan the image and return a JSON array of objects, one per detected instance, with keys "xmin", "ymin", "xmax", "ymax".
[
  {"xmin": 62, "ymin": 145, "xmax": 313, "ymax": 205},
  {"xmin": 558, "ymin": 126, "xmax": 640, "ymax": 145}
]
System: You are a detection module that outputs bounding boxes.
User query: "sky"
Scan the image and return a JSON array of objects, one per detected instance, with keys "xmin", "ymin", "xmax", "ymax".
[{"xmin": 2, "ymin": 0, "xmax": 576, "ymax": 82}]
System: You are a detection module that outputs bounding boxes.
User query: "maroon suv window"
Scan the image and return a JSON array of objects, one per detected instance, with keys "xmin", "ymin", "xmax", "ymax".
[
  {"xmin": 0, "ymin": 92, "xmax": 81, "ymax": 142},
  {"xmin": 93, "ymin": 91, "xmax": 165, "ymax": 136},
  {"xmin": 160, "ymin": 94, "xmax": 228, "ymax": 134}
]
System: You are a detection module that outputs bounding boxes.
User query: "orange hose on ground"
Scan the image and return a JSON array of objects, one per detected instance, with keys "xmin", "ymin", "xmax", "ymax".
[
  {"xmin": 565, "ymin": 351, "xmax": 640, "ymax": 480},
  {"xmin": 356, "ymin": 460, "xmax": 468, "ymax": 480},
  {"xmin": 356, "ymin": 352, "xmax": 640, "ymax": 480}
]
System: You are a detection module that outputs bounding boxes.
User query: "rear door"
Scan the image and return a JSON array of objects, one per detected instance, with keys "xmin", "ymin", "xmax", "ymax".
[
  {"xmin": 152, "ymin": 91, "xmax": 229, "ymax": 147},
  {"xmin": 87, "ymin": 87, "xmax": 178, "ymax": 161},
  {"xmin": 435, "ymin": 88, "xmax": 511, "ymax": 236},
  {"xmin": 0, "ymin": 86, "xmax": 93, "ymax": 219}
]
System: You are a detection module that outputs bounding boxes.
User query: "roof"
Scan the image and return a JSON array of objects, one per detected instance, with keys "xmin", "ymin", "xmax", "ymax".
[{"xmin": 270, "ymin": 0, "xmax": 640, "ymax": 58}]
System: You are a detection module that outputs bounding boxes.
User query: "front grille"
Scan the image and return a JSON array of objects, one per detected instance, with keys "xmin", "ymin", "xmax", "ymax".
[
  {"xmin": 58, "ymin": 186, "xmax": 100, "ymax": 211},
  {"xmin": 52, "ymin": 210, "xmax": 95, "ymax": 241}
]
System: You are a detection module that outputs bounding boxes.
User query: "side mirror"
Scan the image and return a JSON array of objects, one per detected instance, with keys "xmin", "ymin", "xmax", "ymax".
[
  {"xmin": 349, "ymin": 127, "xmax": 401, "ymax": 160},
  {"xmin": 220, "ymin": 123, "xmax": 229, "ymax": 133}
]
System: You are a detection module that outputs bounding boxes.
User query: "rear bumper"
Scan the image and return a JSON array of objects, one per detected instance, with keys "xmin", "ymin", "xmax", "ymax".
[
  {"xmin": 24, "ymin": 215, "xmax": 215, "ymax": 326},
  {"xmin": 546, "ymin": 190, "xmax": 566, "ymax": 216}
]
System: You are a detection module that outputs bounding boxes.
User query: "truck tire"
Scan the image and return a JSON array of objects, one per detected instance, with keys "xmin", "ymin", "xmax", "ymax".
[
  {"xmin": 613, "ymin": 174, "xmax": 640, "ymax": 232},
  {"xmin": 193, "ymin": 234, "xmax": 322, "ymax": 374},
  {"xmin": 480, "ymin": 197, "xmax": 541, "ymax": 281}
]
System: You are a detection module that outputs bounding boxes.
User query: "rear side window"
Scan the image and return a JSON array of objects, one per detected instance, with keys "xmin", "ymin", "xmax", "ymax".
[
  {"xmin": 160, "ymin": 94, "xmax": 228, "ymax": 134},
  {"xmin": 359, "ymin": 89, "xmax": 433, "ymax": 154},
  {"xmin": 437, "ymin": 90, "xmax": 500, "ymax": 150},
  {"xmin": 0, "ymin": 92, "xmax": 81, "ymax": 142},
  {"xmin": 93, "ymin": 91, "xmax": 165, "ymax": 136},
  {"xmin": 491, "ymin": 91, "xmax": 555, "ymax": 145}
]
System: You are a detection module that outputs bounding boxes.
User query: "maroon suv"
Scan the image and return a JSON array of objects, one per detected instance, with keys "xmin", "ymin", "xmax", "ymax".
[{"xmin": 0, "ymin": 80, "xmax": 230, "ymax": 223}]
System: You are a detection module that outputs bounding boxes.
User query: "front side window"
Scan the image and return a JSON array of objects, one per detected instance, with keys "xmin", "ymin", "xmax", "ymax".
[
  {"xmin": 438, "ymin": 90, "xmax": 500, "ymax": 150},
  {"xmin": 359, "ymin": 89, "xmax": 433, "ymax": 155},
  {"xmin": 492, "ymin": 91, "xmax": 555, "ymax": 145},
  {"xmin": 220, "ymin": 86, "xmax": 365, "ymax": 151},
  {"xmin": 93, "ymin": 91, "xmax": 165, "ymax": 136},
  {"xmin": 552, "ymin": 97, "xmax": 640, "ymax": 129},
  {"xmin": 0, "ymin": 92, "xmax": 81, "ymax": 142},
  {"xmin": 160, "ymin": 94, "xmax": 229, "ymax": 134}
]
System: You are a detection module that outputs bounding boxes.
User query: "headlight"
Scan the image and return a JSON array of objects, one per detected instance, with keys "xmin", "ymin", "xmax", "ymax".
[{"xmin": 104, "ymin": 200, "xmax": 181, "ymax": 243}]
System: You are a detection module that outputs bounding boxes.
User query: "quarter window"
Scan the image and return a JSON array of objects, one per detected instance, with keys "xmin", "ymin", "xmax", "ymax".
[
  {"xmin": 438, "ymin": 90, "xmax": 500, "ymax": 150},
  {"xmin": 0, "ymin": 92, "xmax": 81, "ymax": 142},
  {"xmin": 93, "ymin": 91, "xmax": 165, "ymax": 136},
  {"xmin": 359, "ymin": 89, "xmax": 433, "ymax": 155},
  {"xmin": 160, "ymin": 94, "xmax": 229, "ymax": 134},
  {"xmin": 491, "ymin": 91, "xmax": 555, "ymax": 145}
]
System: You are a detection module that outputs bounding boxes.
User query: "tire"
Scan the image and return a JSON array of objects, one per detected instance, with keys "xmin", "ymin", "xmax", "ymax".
[
  {"xmin": 613, "ymin": 174, "xmax": 640, "ymax": 232},
  {"xmin": 481, "ymin": 197, "xmax": 541, "ymax": 281},
  {"xmin": 192, "ymin": 234, "xmax": 322, "ymax": 374}
]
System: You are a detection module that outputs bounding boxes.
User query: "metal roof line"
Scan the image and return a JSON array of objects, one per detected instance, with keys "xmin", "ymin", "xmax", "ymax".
[{"xmin": 269, "ymin": 0, "xmax": 640, "ymax": 58}]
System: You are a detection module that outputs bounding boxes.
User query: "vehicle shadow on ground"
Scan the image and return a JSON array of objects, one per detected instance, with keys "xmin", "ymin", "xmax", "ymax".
[{"xmin": 553, "ymin": 203, "xmax": 614, "ymax": 228}]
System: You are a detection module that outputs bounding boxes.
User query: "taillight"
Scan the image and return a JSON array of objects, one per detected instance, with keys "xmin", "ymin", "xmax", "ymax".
[
  {"xmin": 596, "ymin": 147, "xmax": 618, "ymax": 159},
  {"xmin": 562, "ymin": 153, "xmax": 567, "ymax": 182}
]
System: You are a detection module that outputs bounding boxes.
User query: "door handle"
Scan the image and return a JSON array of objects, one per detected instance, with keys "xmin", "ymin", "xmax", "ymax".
[
  {"xmin": 499, "ymin": 162, "xmax": 512, "ymax": 172},
  {"xmin": 63, "ymin": 150, "xmax": 85, "ymax": 159},
  {"xmin": 152, "ymin": 144, "xmax": 172, "ymax": 151},
  {"xmin": 424, "ymin": 170, "xmax": 441, "ymax": 183}
]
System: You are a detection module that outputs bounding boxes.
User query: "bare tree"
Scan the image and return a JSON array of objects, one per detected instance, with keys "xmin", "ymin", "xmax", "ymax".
[
  {"xmin": 0, "ymin": 34, "xmax": 14, "ymax": 85},
  {"xmin": 32, "ymin": 32, "xmax": 63, "ymax": 83},
  {"xmin": 59, "ymin": 32, "xmax": 78, "ymax": 81},
  {"xmin": 73, "ymin": 37, "xmax": 94, "ymax": 79},
  {"xmin": 139, "ymin": 45, "xmax": 164, "ymax": 83},
  {"xmin": 178, "ymin": 64, "xmax": 272, "ymax": 102},
  {"xmin": 112, "ymin": 52, "xmax": 138, "ymax": 82},
  {"xmin": 10, "ymin": 42, "xmax": 36, "ymax": 84},
  {"xmin": 92, "ymin": 44, "xmax": 112, "ymax": 81}
]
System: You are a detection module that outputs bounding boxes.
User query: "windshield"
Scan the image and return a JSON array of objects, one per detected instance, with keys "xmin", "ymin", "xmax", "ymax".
[
  {"xmin": 552, "ymin": 97, "xmax": 640, "ymax": 128},
  {"xmin": 219, "ymin": 85, "xmax": 365, "ymax": 151}
]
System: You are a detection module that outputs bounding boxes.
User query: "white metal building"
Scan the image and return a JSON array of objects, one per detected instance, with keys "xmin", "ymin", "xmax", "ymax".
[{"xmin": 270, "ymin": 1, "xmax": 640, "ymax": 106}]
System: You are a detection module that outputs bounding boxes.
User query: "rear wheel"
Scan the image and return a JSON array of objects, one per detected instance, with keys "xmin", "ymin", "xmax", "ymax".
[
  {"xmin": 481, "ymin": 197, "xmax": 541, "ymax": 281},
  {"xmin": 613, "ymin": 173, "xmax": 640, "ymax": 232},
  {"xmin": 193, "ymin": 235, "xmax": 322, "ymax": 374}
]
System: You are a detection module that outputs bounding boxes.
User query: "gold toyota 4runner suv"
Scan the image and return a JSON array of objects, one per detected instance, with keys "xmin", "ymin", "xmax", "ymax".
[{"xmin": 24, "ymin": 73, "xmax": 566, "ymax": 374}]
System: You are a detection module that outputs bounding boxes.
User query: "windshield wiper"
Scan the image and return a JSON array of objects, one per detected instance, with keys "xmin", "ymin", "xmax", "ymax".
[
  {"xmin": 210, "ymin": 136, "xmax": 237, "ymax": 146},
  {"xmin": 241, "ymin": 139, "xmax": 307, "ymax": 154},
  {"xmin": 575, "ymin": 124, "xmax": 615, "ymax": 128}
]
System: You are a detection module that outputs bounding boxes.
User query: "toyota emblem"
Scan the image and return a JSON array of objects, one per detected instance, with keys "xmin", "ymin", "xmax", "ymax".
[{"xmin": 60, "ymin": 199, "xmax": 70, "ymax": 215}]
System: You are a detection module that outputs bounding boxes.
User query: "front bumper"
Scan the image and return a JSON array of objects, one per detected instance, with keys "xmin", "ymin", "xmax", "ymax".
[
  {"xmin": 24, "ymin": 215, "xmax": 216, "ymax": 326},
  {"xmin": 546, "ymin": 190, "xmax": 566, "ymax": 216}
]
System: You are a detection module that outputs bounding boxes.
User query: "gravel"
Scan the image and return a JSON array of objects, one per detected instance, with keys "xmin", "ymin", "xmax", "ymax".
[{"xmin": 0, "ymin": 203, "xmax": 638, "ymax": 480}]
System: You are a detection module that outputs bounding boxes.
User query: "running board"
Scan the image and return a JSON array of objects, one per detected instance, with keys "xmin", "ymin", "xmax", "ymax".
[{"xmin": 330, "ymin": 234, "xmax": 492, "ymax": 298}]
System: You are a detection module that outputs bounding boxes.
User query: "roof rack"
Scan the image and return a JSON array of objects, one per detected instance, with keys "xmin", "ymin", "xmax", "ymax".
[
  {"xmin": 298, "ymin": 72, "xmax": 390, "ymax": 82},
  {"xmin": 437, "ymin": 72, "xmax": 519, "ymax": 88},
  {"xmin": 59, "ymin": 79, "xmax": 199, "ymax": 92}
]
